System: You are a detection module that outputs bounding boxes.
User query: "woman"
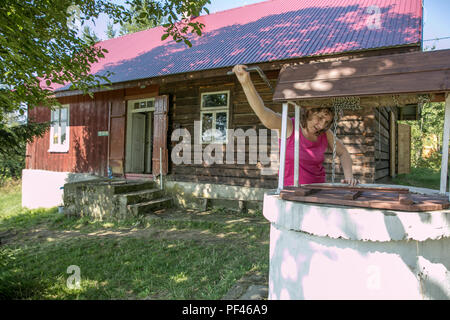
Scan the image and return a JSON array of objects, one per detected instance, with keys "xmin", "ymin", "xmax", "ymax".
[{"xmin": 232, "ymin": 64, "xmax": 359, "ymax": 186}]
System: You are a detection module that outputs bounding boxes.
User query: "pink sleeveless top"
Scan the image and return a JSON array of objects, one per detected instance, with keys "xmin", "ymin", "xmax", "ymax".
[{"xmin": 279, "ymin": 117, "xmax": 329, "ymax": 186}]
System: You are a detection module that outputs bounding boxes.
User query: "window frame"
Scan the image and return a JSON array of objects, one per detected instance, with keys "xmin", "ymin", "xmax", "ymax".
[
  {"xmin": 48, "ymin": 104, "xmax": 70, "ymax": 153},
  {"xmin": 199, "ymin": 90, "xmax": 230, "ymax": 144},
  {"xmin": 129, "ymin": 97, "xmax": 156, "ymax": 114}
]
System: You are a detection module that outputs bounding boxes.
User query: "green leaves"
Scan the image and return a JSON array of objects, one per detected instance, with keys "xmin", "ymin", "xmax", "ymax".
[
  {"xmin": 124, "ymin": 0, "xmax": 211, "ymax": 45},
  {"xmin": 0, "ymin": 117, "xmax": 50, "ymax": 180},
  {"xmin": 184, "ymin": 39, "xmax": 192, "ymax": 47},
  {"xmin": 400, "ymin": 102, "xmax": 445, "ymax": 170},
  {"xmin": 161, "ymin": 33, "xmax": 169, "ymax": 41},
  {"xmin": 0, "ymin": 0, "xmax": 211, "ymax": 144}
]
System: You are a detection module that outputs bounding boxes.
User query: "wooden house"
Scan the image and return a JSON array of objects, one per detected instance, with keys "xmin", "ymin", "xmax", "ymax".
[{"xmin": 23, "ymin": 0, "xmax": 425, "ymax": 209}]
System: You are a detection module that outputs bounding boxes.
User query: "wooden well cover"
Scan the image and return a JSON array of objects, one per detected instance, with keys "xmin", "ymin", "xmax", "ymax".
[{"xmin": 279, "ymin": 185, "xmax": 450, "ymax": 212}]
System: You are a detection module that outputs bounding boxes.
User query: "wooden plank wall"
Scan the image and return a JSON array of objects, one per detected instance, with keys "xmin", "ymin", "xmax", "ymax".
[
  {"xmin": 376, "ymin": 106, "xmax": 400, "ymax": 181},
  {"xmin": 374, "ymin": 106, "xmax": 391, "ymax": 181},
  {"xmin": 324, "ymin": 107, "xmax": 376, "ymax": 183},
  {"xmin": 26, "ymin": 90, "xmax": 124, "ymax": 176},
  {"xmin": 160, "ymin": 72, "xmax": 279, "ymax": 188},
  {"xmin": 161, "ymin": 71, "xmax": 378, "ymax": 187},
  {"xmin": 398, "ymin": 123, "xmax": 412, "ymax": 174}
]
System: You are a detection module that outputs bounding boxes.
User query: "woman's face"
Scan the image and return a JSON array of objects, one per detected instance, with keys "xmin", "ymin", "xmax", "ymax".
[{"xmin": 306, "ymin": 110, "xmax": 333, "ymax": 136}]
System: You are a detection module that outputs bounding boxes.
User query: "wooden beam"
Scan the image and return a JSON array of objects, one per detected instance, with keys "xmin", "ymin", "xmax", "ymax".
[
  {"xmin": 440, "ymin": 93, "xmax": 450, "ymax": 195},
  {"xmin": 274, "ymin": 49, "xmax": 450, "ymax": 102},
  {"xmin": 288, "ymin": 94, "xmax": 443, "ymax": 109},
  {"xmin": 301, "ymin": 184, "xmax": 409, "ymax": 193},
  {"xmin": 398, "ymin": 193, "xmax": 414, "ymax": 205},
  {"xmin": 294, "ymin": 104, "xmax": 300, "ymax": 187},
  {"xmin": 277, "ymin": 103, "xmax": 288, "ymax": 193},
  {"xmin": 390, "ymin": 111, "xmax": 396, "ymax": 177},
  {"xmin": 398, "ymin": 124, "xmax": 411, "ymax": 174},
  {"xmin": 294, "ymin": 188, "xmax": 320, "ymax": 196},
  {"xmin": 432, "ymin": 93, "xmax": 446, "ymax": 102},
  {"xmin": 344, "ymin": 191, "xmax": 363, "ymax": 200}
]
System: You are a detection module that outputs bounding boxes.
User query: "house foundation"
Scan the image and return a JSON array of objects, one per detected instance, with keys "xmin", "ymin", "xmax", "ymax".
[
  {"xmin": 21, "ymin": 169, "xmax": 100, "ymax": 209},
  {"xmin": 163, "ymin": 179, "xmax": 268, "ymax": 212}
]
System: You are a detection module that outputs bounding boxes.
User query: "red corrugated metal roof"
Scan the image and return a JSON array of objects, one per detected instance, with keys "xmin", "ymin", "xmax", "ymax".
[{"xmin": 53, "ymin": 0, "xmax": 422, "ymax": 91}]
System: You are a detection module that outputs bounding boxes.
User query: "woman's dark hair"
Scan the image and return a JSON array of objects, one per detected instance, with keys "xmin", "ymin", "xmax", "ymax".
[{"xmin": 300, "ymin": 107, "xmax": 335, "ymax": 132}]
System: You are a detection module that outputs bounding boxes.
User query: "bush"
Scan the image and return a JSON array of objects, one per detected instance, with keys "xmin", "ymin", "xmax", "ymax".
[
  {"xmin": 0, "ymin": 147, "xmax": 26, "ymax": 183},
  {"xmin": 415, "ymin": 150, "xmax": 445, "ymax": 171},
  {"xmin": 400, "ymin": 102, "xmax": 445, "ymax": 171},
  {"xmin": 0, "ymin": 115, "xmax": 49, "ymax": 183}
]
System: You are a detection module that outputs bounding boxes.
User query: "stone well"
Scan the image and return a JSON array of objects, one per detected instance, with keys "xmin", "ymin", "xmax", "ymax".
[{"xmin": 263, "ymin": 184, "xmax": 450, "ymax": 300}]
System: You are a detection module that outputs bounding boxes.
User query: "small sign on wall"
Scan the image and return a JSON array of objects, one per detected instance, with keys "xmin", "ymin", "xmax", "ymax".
[{"xmin": 98, "ymin": 131, "xmax": 109, "ymax": 137}]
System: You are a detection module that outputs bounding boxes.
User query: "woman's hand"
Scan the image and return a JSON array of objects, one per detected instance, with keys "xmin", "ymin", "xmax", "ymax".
[
  {"xmin": 341, "ymin": 178, "xmax": 360, "ymax": 186},
  {"xmin": 232, "ymin": 64, "xmax": 251, "ymax": 85}
]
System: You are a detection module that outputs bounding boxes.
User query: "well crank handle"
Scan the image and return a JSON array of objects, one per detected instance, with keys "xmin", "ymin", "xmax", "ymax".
[{"xmin": 227, "ymin": 66, "xmax": 274, "ymax": 93}]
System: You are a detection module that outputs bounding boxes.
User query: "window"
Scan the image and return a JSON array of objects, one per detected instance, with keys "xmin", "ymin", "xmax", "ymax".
[
  {"xmin": 133, "ymin": 99, "xmax": 155, "ymax": 111},
  {"xmin": 49, "ymin": 105, "xmax": 70, "ymax": 153},
  {"xmin": 200, "ymin": 91, "xmax": 229, "ymax": 143}
]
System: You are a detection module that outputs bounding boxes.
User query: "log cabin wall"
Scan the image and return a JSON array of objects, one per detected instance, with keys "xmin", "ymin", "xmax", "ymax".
[
  {"xmin": 160, "ymin": 71, "xmax": 280, "ymax": 189},
  {"xmin": 326, "ymin": 105, "xmax": 400, "ymax": 184},
  {"xmin": 160, "ymin": 71, "xmax": 382, "ymax": 187},
  {"xmin": 324, "ymin": 107, "xmax": 377, "ymax": 183}
]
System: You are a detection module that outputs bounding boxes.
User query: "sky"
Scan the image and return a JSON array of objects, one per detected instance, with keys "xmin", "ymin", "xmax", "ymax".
[
  {"xmin": 88, "ymin": 0, "xmax": 450, "ymax": 50},
  {"xmin": 423, "ymin": 0, "xmax": 450, "ymax": 50}
]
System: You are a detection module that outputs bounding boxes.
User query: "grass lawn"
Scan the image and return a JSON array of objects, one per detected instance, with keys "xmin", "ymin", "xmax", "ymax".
[
  {"xmin": 390, "ymin": 167, "xmax": 442, "ymax": 190},
  {"xmin": 0, "ymin": 181, "xmax": 269, "ymax": 300}
]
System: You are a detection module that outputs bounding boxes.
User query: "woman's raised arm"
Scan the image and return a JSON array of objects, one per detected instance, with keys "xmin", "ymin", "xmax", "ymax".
[{"xmin": 233, "ymin": 65, "xmax": 293, "ymax": 137}]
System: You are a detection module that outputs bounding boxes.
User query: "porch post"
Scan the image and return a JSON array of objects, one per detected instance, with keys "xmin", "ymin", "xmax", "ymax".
[
  {"xmin": 277, "ymin": 102, "xmax": 289, "ymax": 193},
  {"xmin": 439, "ymin": 93, "xmax": 450, "ymax": 195},
  {"xmin": 294, "ymin": 104, "xmax": 300, "ymax": 187}
]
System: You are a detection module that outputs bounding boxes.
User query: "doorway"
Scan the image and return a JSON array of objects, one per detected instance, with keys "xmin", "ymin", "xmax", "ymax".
[{"xmin": 125, "ymin": 98, "xmax": 155, "ymax": 174}]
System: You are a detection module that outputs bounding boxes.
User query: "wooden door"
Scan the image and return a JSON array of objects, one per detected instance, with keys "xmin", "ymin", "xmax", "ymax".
[
  {"xmin": 152, "ymin": 95, "xmax": 169, "ymax": 176},
  {"xmin": 131, "ymin": 113, "xmax": 146, "ymax": 173},
  {"xmin": 398, "ymin": 123, "xmax": 411, "ymax": 174},
  {"xmin": 145, "ymin": 112, "xmax": 153, "ymax": 173},
  {"xmin": 109, "ymin": 99, "xmax": 126, "ymax": 175}
]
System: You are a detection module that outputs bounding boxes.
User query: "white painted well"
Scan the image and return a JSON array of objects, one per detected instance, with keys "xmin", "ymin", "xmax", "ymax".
[{"xmin": 263, "ymin": 184, "xmax": 450, "ymax": 300}]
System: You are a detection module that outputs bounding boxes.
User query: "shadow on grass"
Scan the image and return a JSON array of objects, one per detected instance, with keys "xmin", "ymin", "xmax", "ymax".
[
  {"xmin": 0, "ymin": 201, "xmax": 269, "ymax": 300},
  {"xmin": 0, "ymin": 235, "xmax": 268, "ymax": 300},
  {"xmin": 0, "ymin": 207, "xmax": 59, "ymax": 232}
]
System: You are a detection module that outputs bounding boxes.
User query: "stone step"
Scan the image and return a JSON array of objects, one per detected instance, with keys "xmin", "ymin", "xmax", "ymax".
[
  {"xmin": 127, "ymin": 197, "xmax": 173, "ymax": 216},
  {"xmin": 115, "ymin": 188, "xmax": 164, "ymax": 206},
  {"xmin": 113, "ymin": 181, "xmax": 157, "ymax": 194}
]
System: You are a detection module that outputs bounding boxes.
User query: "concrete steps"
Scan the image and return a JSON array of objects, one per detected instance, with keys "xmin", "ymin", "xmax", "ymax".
[
  {"xmin": 112, "ymin": 181, "xmax": 157, "ymax": 194},
  {"xmin": 115, "ymin": 188, "xmax": 164, "ymax": 206},
  {"xmin": 64, "ymin": 178, "xmax": 171, "ymax": 219},
  {"xmin": 111, "ymin": 180, "xmax": 172, "ymax": 216},
  {"xmin": 127, "ymin": 197, "xmax": 173, "ymax": 216}
]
